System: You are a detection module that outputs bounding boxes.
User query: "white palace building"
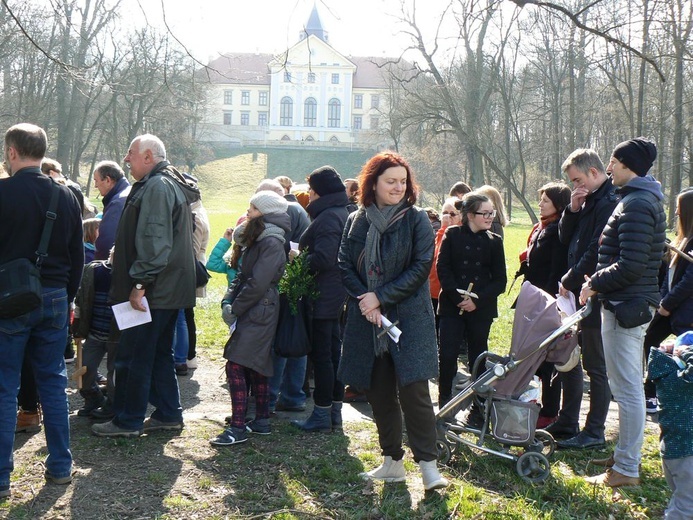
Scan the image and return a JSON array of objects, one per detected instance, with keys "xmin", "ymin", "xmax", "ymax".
[{"xmin": 197, "ymin": 6, "xmax": 398, "ymax": 150}]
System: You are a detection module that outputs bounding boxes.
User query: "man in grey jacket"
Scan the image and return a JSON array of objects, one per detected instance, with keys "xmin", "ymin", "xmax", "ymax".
[
  {"xmin": 92, "ymin": 134, "xmax": 198, "ymax": 438},
  {"xmin": 580, "ymin": 137, "xmax": 666, "ymax": 487}
]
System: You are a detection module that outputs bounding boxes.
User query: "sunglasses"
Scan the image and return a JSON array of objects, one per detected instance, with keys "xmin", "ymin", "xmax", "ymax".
[{"xmin": 441, "ymin": 211, "xmax": 460, "ymax": 217}]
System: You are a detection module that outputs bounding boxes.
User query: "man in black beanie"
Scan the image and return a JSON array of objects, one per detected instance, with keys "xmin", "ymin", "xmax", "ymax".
[
  {"xmin": 579, "ymin": 136, "xmax": 666, "ymax": 487},
  {"xmin": 611, "ymin": 137, "xmax": 658, "ymax": 179}
]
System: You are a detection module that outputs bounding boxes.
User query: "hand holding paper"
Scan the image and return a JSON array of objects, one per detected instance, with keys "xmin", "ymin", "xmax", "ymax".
[
  {"xmin": 379, "ymin": 315, "xmax": 401, "ymax": 344},
  {"xmin": 112, "ymin": 297, "xmax": 152, "ymax": 330}
]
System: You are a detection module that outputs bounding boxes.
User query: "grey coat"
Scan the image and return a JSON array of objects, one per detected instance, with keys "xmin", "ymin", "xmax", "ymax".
[
  {"xmin": 337, "ymin": 204, "xmax": 438, "ymax": 389},
  {"xmin": 223, "ymin": 212, "xmax": 290, "ymax": 377}
]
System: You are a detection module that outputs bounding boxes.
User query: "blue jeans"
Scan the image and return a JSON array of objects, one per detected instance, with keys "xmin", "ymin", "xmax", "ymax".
[
  {"xmin": 173, "ymin": 309, "xmax": 189, "ymax": 365},
  {"xmin": 112, "ymin": 309, "xmax": 182, "ymax": 430},
  {"xmin": 601, "ymin": 307, "xmax": 649, "ymax": 478},
  {"xmin": 269, "ymin": 353, "xmax": 307, "ymax": 409},
  {"xmin": 0, "ymin": 287, "xmax": 72, "ymax": 487}
]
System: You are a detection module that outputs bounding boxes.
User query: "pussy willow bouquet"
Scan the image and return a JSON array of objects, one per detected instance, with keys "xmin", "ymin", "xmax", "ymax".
[{"xmin": 278, "ymin": 249, "xmax": 320, "ymax": 315}]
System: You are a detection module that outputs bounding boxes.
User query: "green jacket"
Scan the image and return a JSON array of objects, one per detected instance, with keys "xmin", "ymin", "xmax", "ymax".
[{"xmin": 109, "ymin": 162, "xmax": 199, "ymax": 309}]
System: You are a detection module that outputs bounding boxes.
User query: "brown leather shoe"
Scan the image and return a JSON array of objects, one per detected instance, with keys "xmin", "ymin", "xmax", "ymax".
[
  {"xmin": 590, "ymin": 454, "xmax": 615, "ymax": 467},
  {"xmin": 16, "ymin": 409, "xmax": 42, "ymax": 433},
  {"xmin": 585, "ymin": 468, "xmax": 640, "ymax": 487}
]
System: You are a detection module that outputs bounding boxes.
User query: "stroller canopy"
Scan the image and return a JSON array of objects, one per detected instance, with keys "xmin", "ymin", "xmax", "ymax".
[{"xmin": 493, "ymin": 282, "xmax": 578, "ymax": 398}]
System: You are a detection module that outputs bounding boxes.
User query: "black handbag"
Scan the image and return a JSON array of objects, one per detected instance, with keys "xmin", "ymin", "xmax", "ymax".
[
  {"xmin": 0, "ymin": 183, "xmax": 60, "ymax": 319},
  {"xmin": 273, "ymin": 293, "xmax": 313, "ymax": 357},
  {"xmin": 195, "ymin": 259, "xmax": 211, "ymax": 288}
]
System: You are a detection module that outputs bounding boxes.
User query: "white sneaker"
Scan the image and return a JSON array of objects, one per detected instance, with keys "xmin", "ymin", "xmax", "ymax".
[
  {"xmin": 359, "ymin": 456, "xmax": 406, "ymax": 482},
  {"xmin": 645, "ymin": 397, "xmax": 658, "ymax": 414},
  {"xmin": 186, "ymin": 357, "xmax": 198, "ymax": 369},
  {"xmin": 419, "ymin": 460, "xmax": 448, "ymax": 491}
]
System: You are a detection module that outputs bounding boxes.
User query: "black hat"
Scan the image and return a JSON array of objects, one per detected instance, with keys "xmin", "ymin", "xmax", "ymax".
[
  {"xmin": 612, "ymin": 137, "xmax": 657, "ymax": 177},
  {"xmin": 308, "ymin": 166, "xmax": 345, "ymax": 196}
]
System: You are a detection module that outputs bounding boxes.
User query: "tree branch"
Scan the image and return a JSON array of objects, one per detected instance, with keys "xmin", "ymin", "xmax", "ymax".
[{"xmin": 509, "ymin": 0, "xmax": 666, "ymax": 82}]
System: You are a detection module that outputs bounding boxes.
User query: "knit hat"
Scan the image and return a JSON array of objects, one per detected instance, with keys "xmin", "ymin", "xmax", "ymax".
[
  {"xmin": 308, "ymin": 166, "xmax": 345, "ymax": 196},
  {"xmin": 612, "ymin": 137, "xmax": 657, "ymax": 177},
  {"xmin": 249, "ymin": 190, "xmax": 288, "ymax": 215}
]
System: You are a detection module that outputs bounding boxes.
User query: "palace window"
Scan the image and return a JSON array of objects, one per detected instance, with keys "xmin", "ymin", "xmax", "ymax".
[
  {"xmin": 280, "ymin": 97, "xmax": 293, "ymax": 126},
  {"xmin": 328, "ymin": 98, "xmax": 341, "ymax": 128},
  {"xmin": 304, "ymin": 98, "xmax": 317, "ymax": 127}
]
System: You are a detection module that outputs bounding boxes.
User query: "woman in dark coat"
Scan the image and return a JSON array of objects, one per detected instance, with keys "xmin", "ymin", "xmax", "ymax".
[
  {"xmin": 516, "ymin": 182, "xmax": 571, "ymax": 428},
  {"xmin": 436, "ymin": 192, "xmax": 507, "ymax": 423},
  {"xmin": 291, "ymin": 166, "xmax": 350, "ymax": 432},
  {"xmin": 338, "ymin": 152, "xmax": 448, "ymax": 491},
  {"xmin": 210, "ymin": 190, "xmax": 290, "ymax": 447}
]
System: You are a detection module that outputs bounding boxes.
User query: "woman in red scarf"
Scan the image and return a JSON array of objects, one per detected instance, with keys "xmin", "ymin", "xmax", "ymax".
[{"xmin": 516, "ymin": 182, "xmax": 571, "ymax": 428}]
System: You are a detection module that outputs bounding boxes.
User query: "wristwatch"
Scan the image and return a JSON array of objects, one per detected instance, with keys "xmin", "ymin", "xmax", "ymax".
[{"xmin": 134, "ymin": 283, "xmax": 144, "ymax": 290}]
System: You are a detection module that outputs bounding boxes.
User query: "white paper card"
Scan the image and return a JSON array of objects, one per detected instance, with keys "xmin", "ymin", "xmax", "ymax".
[
  {"xmin": 556, "ymin": 292, "xmax": 577, "ymax": 317},
  {"xmin": 112, "ymin": 297, "xmax": 152, "ymax": 330},
  {"xmin": 380, "ymin": 315, "xmax": 402, "ymax": 344}
]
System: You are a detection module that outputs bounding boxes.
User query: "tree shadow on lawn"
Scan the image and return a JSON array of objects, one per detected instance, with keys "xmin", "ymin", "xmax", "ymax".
[
  {"xmin": 6, "ymin": 418, "xmax": 184, "ymax": 520},
  {"xmin": 198, "ymin": 418, "xmax": 451, "ymax": 518}
]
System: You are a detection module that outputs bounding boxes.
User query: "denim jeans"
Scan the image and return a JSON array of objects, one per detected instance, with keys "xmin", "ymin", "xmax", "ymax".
[
  {"xmin": 269, "ymin": 353, "xmax": 307, "ymax": 409},
  {"xmin": 112, "ymin": 309, "xmax": 182, "ymax": 430},
  {"xmin": 0, "ymin": 287, "xmax": 72, "ymax": 488},
  {"xmin": 173, "ymin": 309, "xmax": 189, "ymax": 365},
  {"xmin": 601, "ymin": 307, "xmax": 649, "ymax": 478}
]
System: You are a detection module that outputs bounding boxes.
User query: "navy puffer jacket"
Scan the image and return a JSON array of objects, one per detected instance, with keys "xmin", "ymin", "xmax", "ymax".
[{"xmin": 590, "ymin": 176, "xmax": 666, "ymax": 306}]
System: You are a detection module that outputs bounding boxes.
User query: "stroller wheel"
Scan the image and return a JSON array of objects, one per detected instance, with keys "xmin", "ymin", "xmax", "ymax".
[
  {"xmin": 530, "ymin": 430, "xmax": 556, "ymax": 458},
  {"xmin": 436, "ymin": 440, "xmax": 452, "ymax": 465},
  {"xmin": 516, "ymin": 452, "xmax": 550, "ymax": 483}
]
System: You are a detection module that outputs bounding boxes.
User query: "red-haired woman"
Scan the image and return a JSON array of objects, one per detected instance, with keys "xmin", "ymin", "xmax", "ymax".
[{"xmin": 338, "ymin": 152, "xmax": 448, "ymax": 491}]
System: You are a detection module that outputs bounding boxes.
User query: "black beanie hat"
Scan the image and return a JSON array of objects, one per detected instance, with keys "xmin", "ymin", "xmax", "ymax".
[
  {"xmin": 308, "ymin": 166, "xmax": 345, "ymax": 196},
  {"xmin": 612, "ymin": 137, "xmax": 657, "ymax": 177}
]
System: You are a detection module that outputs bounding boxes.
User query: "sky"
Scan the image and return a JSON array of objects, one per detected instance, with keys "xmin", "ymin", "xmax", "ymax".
[{"xmin": 132, "ymin": 0, "xmax": 447, "ymax": 61}]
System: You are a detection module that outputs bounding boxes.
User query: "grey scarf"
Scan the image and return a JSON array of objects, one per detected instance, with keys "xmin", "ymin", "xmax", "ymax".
[{"xmin": 364, "ymin": 202, "xmax": 409, "ymax": 356}]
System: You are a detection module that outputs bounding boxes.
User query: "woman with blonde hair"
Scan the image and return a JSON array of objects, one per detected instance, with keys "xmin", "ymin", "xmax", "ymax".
[{"xmin": 476, "ymin": 185, "xmax": 508, "ymax": 238}]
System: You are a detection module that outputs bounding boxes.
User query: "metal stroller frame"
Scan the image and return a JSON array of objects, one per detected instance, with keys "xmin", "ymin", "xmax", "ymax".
[{"xmin": 435, "ymin": 287, "xmax": 592, "ymax": 483}]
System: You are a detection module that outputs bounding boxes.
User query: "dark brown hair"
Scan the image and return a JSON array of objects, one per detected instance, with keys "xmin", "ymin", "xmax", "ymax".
[
  {"xmin": 5, "ymin": 123, "xmax": 47, "ymax": 160},
  {"xmin": 358, "ymin": 152, "xmax": 418, "ymax": 207},
  {"xmin": 455, "ymin": 192, "xmax": 490, "ymax": 226},
  {"xmin": 538, "ymin": 182, "xmax": 571, "ymax": 215},
  {"xmin": 449, "ymin": 181, "xmax": 472, "ymax": 197}
]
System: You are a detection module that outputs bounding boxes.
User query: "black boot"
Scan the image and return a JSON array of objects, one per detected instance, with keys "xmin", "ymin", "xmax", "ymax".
[{"xmin": 77, "ymin": 391, "xmax": 106, "ymax": 417}]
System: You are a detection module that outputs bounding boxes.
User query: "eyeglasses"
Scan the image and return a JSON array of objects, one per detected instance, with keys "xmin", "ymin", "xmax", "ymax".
[
  {"xmin": 441, "ymin": 211, "xmax": 459, "ymax": 217},
  {"xmin": 473, "ymin": 210, "xmax": 497, "ymax": 219}
]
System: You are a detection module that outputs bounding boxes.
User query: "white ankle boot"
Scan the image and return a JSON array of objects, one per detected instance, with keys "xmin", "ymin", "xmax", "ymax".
[
  {"xmin": 419, "ymin": 460, "xmax": 448, "ymax": 491},
  {"xmin": 359, "ymin": 456, "xmax": 406, "ymax": 482}
]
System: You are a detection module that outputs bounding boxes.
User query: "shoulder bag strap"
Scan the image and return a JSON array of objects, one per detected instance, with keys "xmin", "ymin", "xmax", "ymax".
[{"xmin": 35, "ymin": 181, "xmax": 61, "ymax": 270}]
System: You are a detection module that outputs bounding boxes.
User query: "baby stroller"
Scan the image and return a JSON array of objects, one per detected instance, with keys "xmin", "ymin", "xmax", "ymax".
[{"xmin": 435, "ymin": 282, "xmax": 592, "ymax": 483}]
